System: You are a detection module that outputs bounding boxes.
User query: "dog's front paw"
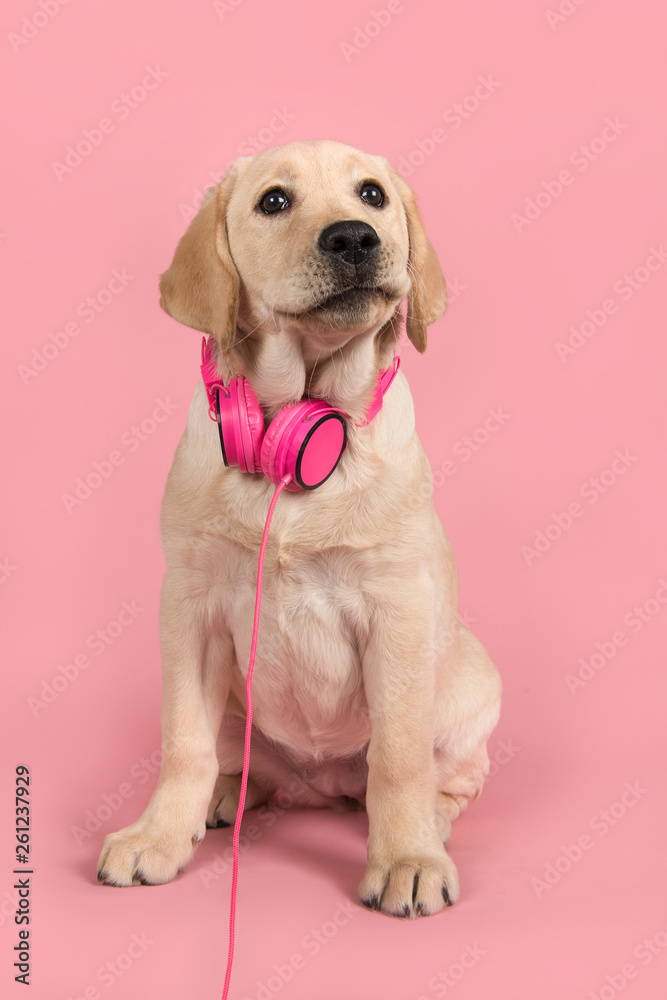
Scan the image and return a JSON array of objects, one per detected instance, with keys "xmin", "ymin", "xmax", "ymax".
[
  {"xmin": 358, "ymin": 850, "xmax": 459, "ymax": 918},
  {"xmin": 97, "ymin": 821, "xmax": 205, "ymax": 887}
]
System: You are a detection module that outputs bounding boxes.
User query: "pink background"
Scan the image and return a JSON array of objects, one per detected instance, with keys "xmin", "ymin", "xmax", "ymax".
[{"xmin": 2, "ymin": 1, "xmax": 666, "ymax": 998}]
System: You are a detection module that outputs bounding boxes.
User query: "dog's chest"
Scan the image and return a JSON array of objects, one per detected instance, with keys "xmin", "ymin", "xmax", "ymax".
[{"xmin": 223, "ymin": 541, "xmax": 372, "ymax": 757}]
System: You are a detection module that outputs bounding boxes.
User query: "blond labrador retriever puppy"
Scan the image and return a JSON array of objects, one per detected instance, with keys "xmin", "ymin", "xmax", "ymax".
[{"xmin": 97, "ymin": 140, "xmax": 501, "ymax": 918}]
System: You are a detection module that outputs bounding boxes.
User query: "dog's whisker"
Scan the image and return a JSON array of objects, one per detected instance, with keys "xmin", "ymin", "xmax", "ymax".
[
  {"xmin": 306, "ymin": 350, "xmax": 321, "ymax": 397},
  {"xmin": 230, "ymin": 319, "xmax": 263, "ymax": 352}
]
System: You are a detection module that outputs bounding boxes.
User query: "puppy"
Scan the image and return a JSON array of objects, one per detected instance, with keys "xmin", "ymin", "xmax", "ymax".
[{"xmin": 97, "ymin": 139, "xmax": 501, "ymax": 918}]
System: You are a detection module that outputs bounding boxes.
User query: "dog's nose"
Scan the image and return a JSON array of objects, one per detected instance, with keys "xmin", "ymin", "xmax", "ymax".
[{"xmin": 318, "ymin": 221, "xmax": 380, "ymax": 269}]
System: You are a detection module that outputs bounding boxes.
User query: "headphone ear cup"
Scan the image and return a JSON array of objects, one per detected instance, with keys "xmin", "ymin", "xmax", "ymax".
[
  {"xmin": 217, "ymin": 377, "xmax": 264, "ymax": 473},
  {"xmin": 260, "ymin": 401, "xmax": 347, "ymax": 491},
  {"xmin": 236, "ymin": 377, "xmax": 264, "ymax": 474},
  {"xmin": 260, "ymin": 404, "xmax": 303, "ymax": 489}
]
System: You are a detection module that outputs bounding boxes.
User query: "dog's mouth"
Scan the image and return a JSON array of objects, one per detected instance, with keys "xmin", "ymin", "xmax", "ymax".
[
  {"xmin": 312, "ymin": 285, "xmax": 395, "ymax": 312},
  {"xmin": 274, "ymin": 282, "xmax": 401, "ymax": 330}
]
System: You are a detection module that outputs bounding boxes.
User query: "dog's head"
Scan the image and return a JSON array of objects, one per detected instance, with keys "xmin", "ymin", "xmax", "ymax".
[{"xmin": 160, "ymin": 140, "xmax": 446, "ymax": 412}]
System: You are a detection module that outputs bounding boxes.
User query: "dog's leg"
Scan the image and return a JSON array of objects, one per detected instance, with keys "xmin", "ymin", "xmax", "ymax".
[
  {"xmin": 206, "ymin": 773, "xmax": 268, "ymax": 828},
  {"xmin": 433, "ymin": 622, "xmax": 502, "ymax": 844},
  {"xmin": 358, "ymin": 587, "xmax": 459, "ymax": 918},
  {"xmin": 97, "ymin": 576, "xmax": 231, "ymax": 886},
  {"xmin": 434, "ymin": 793, "xmax": 465, "ymax": 844}
]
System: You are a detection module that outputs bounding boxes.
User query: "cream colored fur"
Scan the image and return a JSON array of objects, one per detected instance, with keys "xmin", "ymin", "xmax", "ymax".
[{"xmin": 97, "ymin": 140, "xmax": 501, "ymax": 917}]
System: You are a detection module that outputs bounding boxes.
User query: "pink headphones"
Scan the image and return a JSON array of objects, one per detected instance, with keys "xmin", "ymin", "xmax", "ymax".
[{"xmin": 200, "ymin": 336, "xmax": 399, "ymax": 492}]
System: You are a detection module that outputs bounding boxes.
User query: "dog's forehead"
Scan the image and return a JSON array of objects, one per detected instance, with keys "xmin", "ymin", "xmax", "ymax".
[{"xmin": 236, "ymin": 141, "xmax": 391, "ymax": 199}]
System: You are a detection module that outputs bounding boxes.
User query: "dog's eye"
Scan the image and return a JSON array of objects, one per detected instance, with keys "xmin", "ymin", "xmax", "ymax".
[
  {"xmin": 259, "ymin": 188, "xmax": 290, "ymax": 214},
  {"xmin": 360, "ymin": 183, "xmax": 385, "ymax": 208}
]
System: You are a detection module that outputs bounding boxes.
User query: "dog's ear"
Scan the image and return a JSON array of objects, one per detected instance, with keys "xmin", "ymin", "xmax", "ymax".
[
  {"xmin": 159, "ymin": 167, "xmax": 240, "ymax": 353},
  {"xmin": 389, "ymin": 170, "xmax": 447, "ymax": 353}
]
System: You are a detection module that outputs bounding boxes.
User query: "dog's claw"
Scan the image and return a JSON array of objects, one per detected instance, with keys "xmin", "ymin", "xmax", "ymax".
[{"xmin": 132, "ymin": 869, "xmax": 157, "ymax": 886}]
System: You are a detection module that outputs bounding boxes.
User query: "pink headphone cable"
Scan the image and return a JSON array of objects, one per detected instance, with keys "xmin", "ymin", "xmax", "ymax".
[{"xmin": 221, "ymin": 473, "xmax": 292, "ymax": 1000}]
